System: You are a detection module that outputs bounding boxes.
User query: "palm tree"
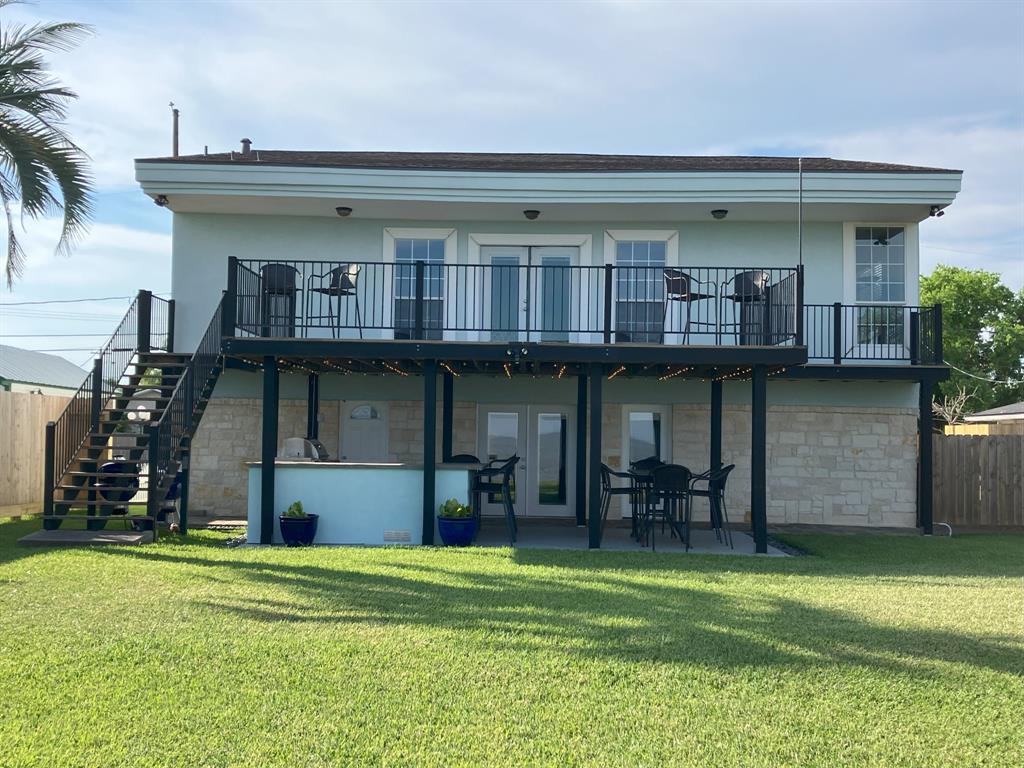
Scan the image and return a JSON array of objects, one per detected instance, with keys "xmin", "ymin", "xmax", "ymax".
[{"xmin": 0, "ymin": 2, "xmax": 93, "ymax": 287}]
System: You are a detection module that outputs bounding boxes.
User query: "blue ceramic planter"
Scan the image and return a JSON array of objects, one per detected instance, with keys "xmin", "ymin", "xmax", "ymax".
[
  {"xmin": 279, "ymin": 513, "xmax": 319, "ymax": 546},
  {"xmin": 438, "ymin": 516, "xmax": 477, "ymax": 546}
]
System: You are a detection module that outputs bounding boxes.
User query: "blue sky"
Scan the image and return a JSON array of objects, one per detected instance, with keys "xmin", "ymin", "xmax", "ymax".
[{"xmin": 1, "ymin": 0, "xmax": 1022, "ymax": 366}]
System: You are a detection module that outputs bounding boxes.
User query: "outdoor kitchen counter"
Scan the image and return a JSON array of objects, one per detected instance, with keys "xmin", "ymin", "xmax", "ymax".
[{"xmin": 245, "ymin": 461, "xmax": 474, "ymax": 546}]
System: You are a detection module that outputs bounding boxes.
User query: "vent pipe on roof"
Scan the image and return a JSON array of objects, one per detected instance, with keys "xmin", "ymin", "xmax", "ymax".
[
  {"xmin": 170, "ymin": 102, "xmax": 179, "ymax": 158},
  {"xmin": 240, "ymin": 138, "xmax": 252, "ymax": 157}
]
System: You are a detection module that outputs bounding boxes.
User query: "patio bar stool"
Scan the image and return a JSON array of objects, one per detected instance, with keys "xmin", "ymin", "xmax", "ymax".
[
  {"xmin": 645, "ymin": 464, "xmax": 692, "ymax": 552},
  {"xmin": 600, "ymin": 463, "xmax": 635, "ymax": 540},
  {"xmin": 306, "ymin": 264, "xmax": 362, "ymax": 339},
  {"xmin": 689, "ymin": 464, "xmax": 736, "ymax": 549},
  {"xmin": 719, "ymin": 270, "xmax": 772, "ymax": 345},
  {"xmin": 470, "ymin": 455, "xmax": 519, "ymax": 544},
  {"xmin": 663, "ymin": 269, "xmax": 717, "ymax": 343},
  {"xmin": 628, "ymin": 456, "xmax": 665, "ymax": 539}
]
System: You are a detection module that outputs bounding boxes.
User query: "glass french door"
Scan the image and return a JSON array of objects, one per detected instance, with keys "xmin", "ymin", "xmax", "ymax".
[
  {"xmin": 480, "ymin": 246, "xmax": 576, "ymax": 342},
  {"xmin": 477, "ymin": 405, "xmax": 575, "ymax": 518}
]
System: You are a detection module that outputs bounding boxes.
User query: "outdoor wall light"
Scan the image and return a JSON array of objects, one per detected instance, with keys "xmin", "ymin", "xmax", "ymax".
[
  {"xmin": 929, "ymin": 205, "xmax": 945, "ymax": 218},
  {"xmin": 336, "ymin": 206, "xmax": 353, "ymax": 217},
  {"xmin": 523, "ymin": 209, "xmax": 540, "ymax": 220},
  {"xmin": 711, "ymin": 209, "xmax": 728, "ymax": 220},
  {"xmin": 153, "ymin": 194, "xmax": 169, "ymax": 207}
]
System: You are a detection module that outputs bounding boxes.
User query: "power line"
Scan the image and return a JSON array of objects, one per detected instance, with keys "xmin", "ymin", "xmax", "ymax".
[
  {"xmin": 0, "ymin": 295, "xmax": 134, "ymax": 306},
  {"xmin": 945, "ymin": 361, "xmax": 1023, "ymax": 385},
  {"xmin": 0, "ymin": 333, "xmax": 112, "ymax": 337}
]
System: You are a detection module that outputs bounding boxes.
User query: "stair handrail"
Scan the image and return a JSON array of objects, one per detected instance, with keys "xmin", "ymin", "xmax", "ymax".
[
  {"xmin": 45, "ymin": 290, "xmax": 171, "ymax": 503},
  {"xmin": 146, "ymin": 293, "xmax": 226, "ymax": 507}
]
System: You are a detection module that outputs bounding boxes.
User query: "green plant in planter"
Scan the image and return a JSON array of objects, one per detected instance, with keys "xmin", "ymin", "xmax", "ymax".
[
  {"xmin": 282, "ymin": 500, "xmax": 308, "ymax": 519},
  {"xmin": 438, "ymin": 498, "xmax": 471, "ymax": 519}
]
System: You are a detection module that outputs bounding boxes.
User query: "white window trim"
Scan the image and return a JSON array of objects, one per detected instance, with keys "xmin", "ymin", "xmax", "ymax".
[
  {"xmin": 467, "ymin": 232, "xmax": 592, "ymax": 265},
  {"xmin": 842, "ymin": 222, "xmax": 919, "ymax": 306},
  {"xmin": 383, "ymin": 227, "xmax": 457, "ymax": 264},
  {"xmin": 620, "ymin": 404, "xmax": 673, "ymax": 470},
  {"xmin": 603, "ymin": 229, "xmax": 679, "ymax": 266}
]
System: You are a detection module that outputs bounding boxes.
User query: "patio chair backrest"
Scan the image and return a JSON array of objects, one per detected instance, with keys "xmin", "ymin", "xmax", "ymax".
[
  {"xmin": 630, "ymin": 455, "xmax": 665, "ymax": 474},
  {"xmin": 448, "ymin": 453, "xmax": 480, "ymax": 464},
  {"xmin": 708, "ymin": 463, "xmax": 735, "ymax": 495},
  {"xmin": 261, "ymin": 263, "xmax": 298, "ymax": 295},
  {"xmin": 329, "ymin": 263, "xmax": 360, "ymax": 292},
  {"xmin": 723, "ymin": 270, "xmax": 770, "ymax": 302},
  {"xmin": 652, "ymin": 463, "xmax": 692, "ymax": 495}
]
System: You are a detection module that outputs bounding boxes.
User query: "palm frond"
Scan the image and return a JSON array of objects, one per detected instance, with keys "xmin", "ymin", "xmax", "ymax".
[{"xmin": 0, "ymin": 2, "xmax": 92, "ymax": 287}]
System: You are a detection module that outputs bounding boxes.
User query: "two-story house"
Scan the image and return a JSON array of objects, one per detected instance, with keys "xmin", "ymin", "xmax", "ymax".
[{"xmin": 41, "ymin": 148, "xmax": 958, "ymax": 552}]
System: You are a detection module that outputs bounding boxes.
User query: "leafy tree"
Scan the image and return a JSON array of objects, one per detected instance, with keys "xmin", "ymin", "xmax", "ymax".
[
  {"xmin": 921, "ymin": 265, "xmax": 1024, "ymax": 412},
  {"xmin": 0, "ymin": 2, "xmax": 93, "ymax": 287}
]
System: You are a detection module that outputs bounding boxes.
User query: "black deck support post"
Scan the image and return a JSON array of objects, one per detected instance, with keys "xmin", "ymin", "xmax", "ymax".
[
  {"xmin": 933, "ymin": 303, "xmax": 944, "ymax": 364},
  {"xmin": 422, "ymin": 359, "xmax": 437, "ymax": 545},
  {"xmin": 909, "ymin": 311, "xmax": 920, "ymax": 365},
  {"xmin": 223, "ymin": 259, "xmax": 238, "ymax": 339},
  {"xmin": 414, "ymin": 260, "xmax": 426, "ymax": 340},
  {"xmin": 575, "ymin": 373, "xmax": 587, "ymax": 527},
  {"xmin": 441, "ymin": 371, "xmax": 453, "ymax": 462},
  {"xmin": 602, "ymin": 264, "xmax": 614, "ymax": 344},
  {"xmin": 166, "ymin": 299, "xmax": 176, "ymax": 353},
  {"xmin": 832, "ymin": 301, "xmax": 842, "ymax": 365},
  {"xmin": 306, "ymin": 373, "xmax": 320, "ymax": 440},
  {"xmin": 918, "ymin": 377, "xmax": 934, "ymax": 534},
  {"xmin": 87, "ymin": 357, "xmax": 103, "ymax": 517},
  {"xmin": 179, "ymin": 436, "xmax": 191, "ymax": 535},
  {"xmin": 588, "ymin": 364, "xmax": 603, "ymax": 549},
  {"xmin": 137, "ymin": 289, "xmax": 152, "ymax": 355},
  {"xmin": 261, "ymin": 356, "xmax": 279, "ymax": 545},
  {"xmin": 750, "ymin": 365, "xmax": 768, "ymax": 554},
  {"xmin": 43, "ymin": 421, "xmax": 55, "ymax": 518},
  {"xmin": 710, "ymin": 378, "xmax": 723, "ymax": 471},
  {"xmin": 795, "ymin": 265, "xmax": 804, "ymax": 346},
  {"xmin": 146, "ymin": 424, "xmax": 160, "ymax": 537}
]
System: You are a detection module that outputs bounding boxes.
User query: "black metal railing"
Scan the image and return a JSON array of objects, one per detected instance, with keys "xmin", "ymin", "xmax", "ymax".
[
  {"xmin": 804, "ymin": 303, "xmax": 943, "ymax": 364},
  {"xmin": 147, "ymin": 294, "xmax": 225, "ymax": 513},
  {"xmin": 44, "ymin": 290, "xmax": 174, "ymax": 514},
  {"xmin": 228, "ymin": 257, "xmax": 804, "ymax": 348}
]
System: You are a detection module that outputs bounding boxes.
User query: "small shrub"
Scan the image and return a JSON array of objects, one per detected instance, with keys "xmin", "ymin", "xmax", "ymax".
[
  {"xmin": 438, "ymin": 498, "xmax": 471, "ymax": 519},
  {"xmin": 282, "ymin": 500, "xmax": 307, "ymax": 519}
]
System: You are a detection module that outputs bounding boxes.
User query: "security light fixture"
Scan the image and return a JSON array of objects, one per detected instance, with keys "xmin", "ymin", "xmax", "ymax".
[
  {"xmin": 153, "ymin": 194, "xmax": 169, "ymax": 207},
  {"xmin": 336, "ymin": 206, "xmax": 353, "ymax": 217},
  {"xmin": 711, "ymin": 209, "xmax": 728, "ymax": 220},
  {"xmin": 523, "ymin": 209, "xmax": 540, "ymax": 220},
  {"xmin": 929, "ymin": 205, "xmax": 945, "ymax": 218}
]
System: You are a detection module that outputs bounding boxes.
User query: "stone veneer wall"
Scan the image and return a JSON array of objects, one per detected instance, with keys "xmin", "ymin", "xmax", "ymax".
[{"xmin": 191, "ymin": 397, "xmax": 917, "ymax": 528}]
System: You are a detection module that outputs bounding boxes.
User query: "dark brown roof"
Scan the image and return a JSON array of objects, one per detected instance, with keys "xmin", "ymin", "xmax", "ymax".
[{"xmin": 135, "ymin": 150, "xmax": 962, "ymax": 174}]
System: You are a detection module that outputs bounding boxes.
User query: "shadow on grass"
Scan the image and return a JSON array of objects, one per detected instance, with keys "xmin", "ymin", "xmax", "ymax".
[{"xmin": 94, "ymin": 541, "xmax": 1024, "ymax": 680}]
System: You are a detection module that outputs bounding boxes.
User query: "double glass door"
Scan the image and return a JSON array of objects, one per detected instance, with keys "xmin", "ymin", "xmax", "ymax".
[
  {"xmin": 478, "ymin": 405, "xmax": 575, "ymax": 518},
  {"xmin": 481, "ymin": 246, "xmax": 576, "ymax": 342}
]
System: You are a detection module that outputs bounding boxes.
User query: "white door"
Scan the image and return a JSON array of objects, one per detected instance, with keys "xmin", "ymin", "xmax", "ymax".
[{"xmin": 477, "ymin": 405, "xmax": 575, "ymax": 518}]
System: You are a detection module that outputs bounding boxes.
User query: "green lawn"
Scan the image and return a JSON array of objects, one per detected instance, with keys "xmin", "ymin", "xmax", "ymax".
[{"xmin": 1, "ymin": 518, "xmax": 1021, "ymax": 767}]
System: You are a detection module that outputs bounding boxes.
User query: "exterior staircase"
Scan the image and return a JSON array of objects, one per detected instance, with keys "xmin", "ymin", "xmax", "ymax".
[{"xmin": 41, "ymin": 290, "xmax": 225, "ymax": 540}]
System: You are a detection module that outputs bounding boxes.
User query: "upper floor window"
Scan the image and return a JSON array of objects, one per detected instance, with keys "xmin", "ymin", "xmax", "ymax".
[
  {"xmin": 394, "ymin": 238, "xmax": 445, "ymax": 340},
  {"xmin": 855, "ymin": 227, "xmax": 905, "ymax": 303},
  {"xmin": 615, "ymin": 240, "xmax": 666, "ymax": 343}
]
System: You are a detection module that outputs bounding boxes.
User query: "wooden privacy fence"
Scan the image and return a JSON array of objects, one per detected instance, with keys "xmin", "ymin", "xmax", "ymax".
[
  {"xmin": 945, "ymin": 422, "xmax": 1024, "ymax": 436},
  {"xmin": 933, "ymin": 434, "xmax": 1024, "ymax": 528},
  {"xmin": 0, "ymin": 390, "xmax": 70, "ymax": 515}
]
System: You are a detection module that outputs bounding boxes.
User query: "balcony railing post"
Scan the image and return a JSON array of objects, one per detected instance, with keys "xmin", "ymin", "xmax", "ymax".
[
  {"xmin": 603, "ymin": 264, "xmax": 613, "ymax": 344},
  {"xmin": 166, "ymin": 299, "xmax": 176, "ymax": 353},
  {"xmin": 933, "ymin": 303, "xmax": 943, "ymax": 364},
  {"xmin": 414, "ymin": 259, "xmax": 426, "ymax": 340},
  {"xmin": 795, "ymin": 266, "xmax": 805, "ymax": 345},
  {"xmin": 43, "ymin": 421, "xmax": 55, "ymax": 517},
  {"xmin": 90, "ymin": 357, "xmax": 103, "ymax": 431},
  {"xmin": 909, "ymin": 311, "xmax": 920, "ymax": 365},
  {"xmin": 223, "ymin": 258, "xmax": 238, "ymax": 339},
  {"xmin": 137, "ymin": 289, "xmax": 152, "ymax": 354},
  {"xmin": 832, "ymin": 302, "xmax": 843, "ymax": 365}
]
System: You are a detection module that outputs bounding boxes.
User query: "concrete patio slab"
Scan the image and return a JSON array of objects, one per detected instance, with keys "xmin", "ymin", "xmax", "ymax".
[{"xmin": 474, "ymin": 520, "xmax": 787, "ymax": 556}]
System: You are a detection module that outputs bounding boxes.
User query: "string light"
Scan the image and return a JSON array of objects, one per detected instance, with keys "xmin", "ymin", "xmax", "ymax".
[
  {"xmin": 556, "ymin": 364, "xmax": 567, "ymax": 380},
  {"xmin": 440, "ymin": 361, "xmax": 460, "ymax": 377},
  {"xmin": 503, "ymin": 362, "xmax": 513, "ymax": 379},
  {"xmin": 716, "ymin": 366, "xmax": 752, "ymax": 382},
  {"xmin": 607, "ymin": 365, "xmax": 626, "ymax": 381},
  {"xmin": 658, "ymin": 366, "xmax": 693, "ymax": 381},
  {"xmin": 382, "ymin": 361, "xmax": 408, "ymax": 377}
]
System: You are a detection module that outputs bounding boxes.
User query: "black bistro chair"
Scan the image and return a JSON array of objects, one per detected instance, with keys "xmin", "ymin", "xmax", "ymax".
[
  {"xmin": 719, "ymin": 270, "xmax": 772, "ymax": 345},
  {"xmin": 627, "ymin": 456, "xmax": 665, "ymax": 539},
  {"xmin": 644, "ymin": 463, "xmax": 692, "ymax": 551},
  {"xmin": 600, "ymin": 463, "xmax": 635, "ymax": 539},
  {"xmin": 471, "ymin": 455, "xmax": 519, "ymax": 544},
  {"xmin": 689, "ymin": 464, "xmax": 736, "ymax": 549},
  {"xmin": 306, "ymin": 264, "xmax": 362, "ymax": 338},
  {"xmin": 260, "ymin": 263, "xmax": 299, "ymax": 337},
  {"xmin": 663, "ymin": 269, "xmax": 717, "ymax": 343}
]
